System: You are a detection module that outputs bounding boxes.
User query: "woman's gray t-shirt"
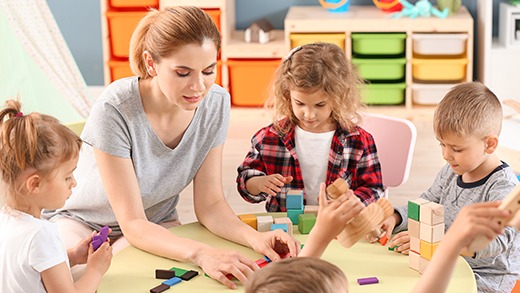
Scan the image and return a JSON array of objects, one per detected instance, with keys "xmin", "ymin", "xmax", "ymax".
[{"xmin": 46, "ymin": 77, "xmax": 230, "ymax": 235}]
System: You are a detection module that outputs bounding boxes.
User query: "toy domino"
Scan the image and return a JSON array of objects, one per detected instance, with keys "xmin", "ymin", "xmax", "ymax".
[
  {"xmin": 468, "ymin": 184, "xmax": 520, "ymax": 252},
  {"xmin": 92, "ymin": 226, "xmax": 109, "ymax": 251}
]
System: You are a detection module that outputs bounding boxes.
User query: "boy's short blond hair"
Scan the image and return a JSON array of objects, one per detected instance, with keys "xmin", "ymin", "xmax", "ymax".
[
  {"xmin": 245, "ymin": 257, "xmax": 348, "ymax": 293},
  {"xmin": 434, "ymin": 82, "xmax": 502, "ymax": 139}
]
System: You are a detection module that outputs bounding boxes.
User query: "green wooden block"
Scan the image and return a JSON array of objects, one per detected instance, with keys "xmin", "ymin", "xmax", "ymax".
[
  {"xmin": 408, "ymin": 198, "xmax": 429, "ymax": 221},
  {"xmin": 298, "ymin": 213, "xmax": 316, "ymax": 234},
  {"xmin": 170, "ymin": 267, "xmax": 189, "ymax": 276},
  {"xmin": 287, "ymin": 209, "xmax": 303, "ymax": 224}
]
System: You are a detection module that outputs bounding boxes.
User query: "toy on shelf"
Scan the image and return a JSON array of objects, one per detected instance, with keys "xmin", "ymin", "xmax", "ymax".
[
  {"xmin": 319, "ymin": 0, "xmax": 351, "ymax": 13},
  {"xmin": 326, "ymin": 178, "xmax": 393, "ymax": 248},
  {"xmin": 391, "ymin": 0, "xmax": 449, "ymax": 19},
  {"xmin": 245, "ymin": 18, "xmax": 274, "ymax": 44},
  {"xmin": 373, "ymin": 0, "xmax": 403, "ymax": 13},
  {"xmin": 468, "ymin": 184, "xmax": 520, "ymax": 252},
  {"xmin": 437, "ymin": 0, "xmax": 461, "ymax": 15}
]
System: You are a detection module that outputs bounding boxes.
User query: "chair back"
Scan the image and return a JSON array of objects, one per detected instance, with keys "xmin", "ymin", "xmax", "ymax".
[{"xmin": 360, "ymin": 113, "xmax": 417, "ymax": 196}]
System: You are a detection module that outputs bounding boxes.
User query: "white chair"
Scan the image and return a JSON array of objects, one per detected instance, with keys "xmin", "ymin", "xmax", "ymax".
[{"xmin": 360, "ymin": 113, "xmax": 417, "ymax": 198}]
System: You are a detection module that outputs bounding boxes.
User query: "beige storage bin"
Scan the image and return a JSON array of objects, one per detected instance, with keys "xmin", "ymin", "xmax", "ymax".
[
  {"xmin": 411, "ymin": 83, "xmax": 457, "ymax": 105},
  {"xmin": 412, "ymin": 34, "xmax": 468, "ymax": 56}
]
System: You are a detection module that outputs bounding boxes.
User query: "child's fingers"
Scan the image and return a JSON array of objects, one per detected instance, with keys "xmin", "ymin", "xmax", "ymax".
[{"xmin": 318, "ymin": 183, "xmax": 328, "ymax": 208}]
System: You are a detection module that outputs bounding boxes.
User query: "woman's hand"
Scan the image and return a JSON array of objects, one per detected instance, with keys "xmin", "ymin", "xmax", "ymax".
[
  {"xmin": 248, "ymin": 229, "xmax": 301, "ymax": 261},
  {"xmin": 193, "ymin": 246, "xmax": 258, "ymax": 289}
]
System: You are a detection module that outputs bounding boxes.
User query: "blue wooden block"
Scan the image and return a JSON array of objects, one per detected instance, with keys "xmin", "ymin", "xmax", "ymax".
[
  {"xmin": 271, "ymin": 223, "xmax": 288, "ymax": 233},
  {"xmin": 286, "ymin": 190, "xmax": 304, "ymax": 210},
  {"xmin": 162, "ymin": 276, "xmax": 182, "ymax": 286}
]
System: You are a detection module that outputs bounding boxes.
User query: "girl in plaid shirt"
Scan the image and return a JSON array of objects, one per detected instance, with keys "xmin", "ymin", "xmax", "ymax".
[{"xmin": 237, "ymin": 42, "xmax": 384, "ymax": 212}]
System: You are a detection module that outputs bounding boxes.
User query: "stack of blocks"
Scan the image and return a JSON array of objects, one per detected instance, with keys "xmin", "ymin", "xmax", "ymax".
[
  {"xmin": 287, "ymin": 189, "xmax": 316, "ymax": 234},
  {"xmin": 408, "ymin": 198, "xmax": 445, "ymax": 274}
]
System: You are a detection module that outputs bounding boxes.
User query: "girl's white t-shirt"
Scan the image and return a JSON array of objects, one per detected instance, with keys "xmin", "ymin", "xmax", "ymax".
[{"xmin": 294, "ymin": 126, "xmax": 335, "ymax": 205}]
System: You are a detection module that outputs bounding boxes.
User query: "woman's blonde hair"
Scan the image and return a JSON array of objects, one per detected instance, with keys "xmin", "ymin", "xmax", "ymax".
[
  {"xmin": 270, "ymin": 42, "xmax": 365, "ymax": 134},
  {"xmin": 434, "ymin": 82, "xmax": 502, "ymax": 139},
  {"xmin": 246, "ymin": 257, "xmax": 348, "ymax": 293},
  {"xmin": 0, "ymin": 99, "xmax": 82, "ymax": 198},
  {"xmin": 129, "ymin": 6, "xmax": 221, "ymax": 79}
]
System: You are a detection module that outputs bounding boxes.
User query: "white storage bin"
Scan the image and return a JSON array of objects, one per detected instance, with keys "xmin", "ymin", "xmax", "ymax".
[
  {"xmin": 412, "ymin": 34, "xmax": 468, "ymax": 56},
  {"xmin": 411, "ymin": 83, "xmax": 457, "ymax": 105}
]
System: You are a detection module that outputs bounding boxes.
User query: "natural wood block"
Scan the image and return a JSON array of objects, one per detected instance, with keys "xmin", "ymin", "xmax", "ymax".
[
  {"xmin": 326, "ymin": 178, "xmax": 349, "ymax": 199},
  {"xmin": 410, "ymin": 235, "xmax": 420, "ymax": 254},
  {"xmin": 408, "ymin": 218, "xmax": 420, "ymax": 238},
  {"xmin": 238, "ymin": 214, "xmax": 257, "ymax": 230},
  {"xmin": 420, "ymin": 240, "xmax": 439, "ymax": 260},
  {"xmin": 420, "ymin": 202, "xmax": 444, "ymax": 225},
  {"xmin": 274, "ymin": 217, "xmax": 293, "ymax": 235},
  {"xmin": 420, "ymin": 222, "xmax": 444, "ymax": 243},
  {"xmin": 304, "ymin": 205, "xmax": 319, "ymax": 215},
  {"xmin": 256, "ymin": 215, "xmax": 274, "ymax": 232},
  {"xmin": 418, "ymin": 256, "xmax": 430, "ymax": 274},
  {"xmin": 408, "ymin": 198, "xmax": 430, "ymax": 222},
  {"xmin": 409, "ymin": 251, "xmax": 421, "ymax": 271}
]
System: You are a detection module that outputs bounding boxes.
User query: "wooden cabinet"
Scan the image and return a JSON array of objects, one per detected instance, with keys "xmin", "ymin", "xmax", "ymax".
[{"xmin": 285, "ymin": 6, "xmax": 474, "ymax": 109}]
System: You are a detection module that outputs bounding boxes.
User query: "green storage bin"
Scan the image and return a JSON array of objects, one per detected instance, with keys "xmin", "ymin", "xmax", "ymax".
[
  {"xmin": 352, "ymin": 33, "xmax": 406, "ymax": 56},
  {"xmin": 360, "ymin": 82, "xmax": 406, "ymax": 105},
  {"xmin": 352, "ymin": 57, "xmax": 406, "ymax": 80}
]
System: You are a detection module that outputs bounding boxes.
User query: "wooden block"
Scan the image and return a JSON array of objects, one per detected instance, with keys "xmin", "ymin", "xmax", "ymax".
[
  {"xmin": 469, "ymin": 184, "xmax": 520, "ymax": 251},
  {"xmin": 298, "ymin": 213, "xmax": 316, "ymax": 234},
  {"xmin": 408, "ymin": 198, "xmax": 430, "ymax": 222},
  {"xmin": 155, "ymin": 269, "xmax": 175, "ymax": 279},
  {"xmin": 409, "ymin": 251, "xmax": 421, "ymax": 271},
  {"xmin": 304, "ymin": 205, "xmax": 319, "ymax": 215},
  {"xmin": 287, "ymin": 209, "xmax": 303, "ymax": 224},
  {"xmin": 274, "ymin": 217, "xmax": 293, "ymax": 235},
  {"xmin": 162, "ymin": 276, "xmax": 182, "ymax": 286},
  {"xmin": 408, "ymin": 218, "xmax": 420, "ymax": 238},
  {"xmin": 420, "ymin": 240, "xmax": 439, "ymax": 261},
  {"xmin": 238, "ymin": 214, "xmax": 257, "ymax": 230},
  {"xmin": 256, "ymin": 215, "xmax": 274, "ymax": 232},
  {"xmin": 410, "ymin": 236, "xmax": 420, "ymax": 254},
  {"xmin": 180, "ymin": 270, "xmax": 198, "ymax": 281},
  {"xmin": 326, "ymin": 178, "xmax": 349, "ymax": 199},
  {"xmin": 286, "ymin": 189, "xmax": 304, "ymax": 210},
  {"xmin": 420, "ymin": 202, "xmax": 444, "ymax": 225},
  {"xmin": 418, "ymin": 256, "xmax": 430, "ymax": 274},
  {"xmin": 271, "ymin": 223, "xmax": 288, "ymax": 233},
  {"xmin": 419, "ymin": 222, "xmax": 444, "ymax": 243},
  {"xmin": 150, "ymin": 283, "xmax": 170, "ymax": 293}
]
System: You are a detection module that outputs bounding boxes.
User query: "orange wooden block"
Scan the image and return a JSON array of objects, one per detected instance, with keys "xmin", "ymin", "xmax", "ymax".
[
  {"xmin": 238, "ymin": 214, "xmax": 257, "ymax": 230},
  {"xmin": 420, "ymin": 240, "xmax": 439, "ymax": 260}
]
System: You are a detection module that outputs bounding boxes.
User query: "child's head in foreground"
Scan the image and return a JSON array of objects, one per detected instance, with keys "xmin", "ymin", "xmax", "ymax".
[
  {"xmin": 433, "ymin": 82, "xmax": 502, "ymax": 175},
  {"xmin": 0, "ymin": 99, "xmax": 82, "ymax": 213},
  {"xmin": 245, "ymin": 257, "xmax": 348, "ymax": 293},
  {"xmin": 271, "ymin": 42, "xmax": 365, "ymax": 134}
]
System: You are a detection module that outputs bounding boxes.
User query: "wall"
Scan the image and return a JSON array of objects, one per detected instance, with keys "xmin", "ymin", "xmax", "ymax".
[{"xmin": 47, "ymin": 0, "xmax": 494, "ymax": 86}]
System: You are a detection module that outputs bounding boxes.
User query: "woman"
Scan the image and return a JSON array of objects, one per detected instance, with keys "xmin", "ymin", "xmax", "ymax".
[{"xmin": 45, "ymin": 6, "xmax": 298, "ymax": 289}]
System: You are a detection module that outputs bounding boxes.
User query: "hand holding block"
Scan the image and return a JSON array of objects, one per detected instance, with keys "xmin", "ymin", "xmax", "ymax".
[
  {"xmin": 92, "ymin": 226, "xmax": 109, "ymax": 251},
  {"xmin": 326, "ymin": 178, "xmax": 349, "ymax": 199},
  {"xmin": 337, "ymin": 198, "xmax": 394, "ymax": 248},
  {"xmin": 467, "ymin": 184, "xmax": 520, "ymax": 252}
]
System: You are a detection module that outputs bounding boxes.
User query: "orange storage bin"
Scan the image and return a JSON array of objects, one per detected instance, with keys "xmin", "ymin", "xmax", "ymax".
[
  {"xmin": 202, "ymin": 9, "xmax": 221, "ymax": 32},
  {"xmin": 227, "ymin": 59, "xmax": 281, "ymax": 107},
  {"xmin": 108, "ymin": 60, "xmax": 134, "ymax": 82},
  {"xmin": 215, "ymin": 60, "xmax": 222, "ymax": 86},
  {"xmin": 106, "ymin": 11, "xmax": 147, "ymax": 58},
  {"xmin": 109, "ymin": 0, "xmax": 158, "ymax": 8}
]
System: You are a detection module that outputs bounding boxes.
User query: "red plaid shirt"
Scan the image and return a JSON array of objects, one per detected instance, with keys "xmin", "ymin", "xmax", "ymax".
[{"xmin": 237, "ymin": 119, "xmax": 384, "ymax": 212}]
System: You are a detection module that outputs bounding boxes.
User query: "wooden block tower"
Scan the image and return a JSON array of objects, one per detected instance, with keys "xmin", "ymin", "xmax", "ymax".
[{"xmin": 408, "ymin": 198, "xmax": 444, "ymax": 273}]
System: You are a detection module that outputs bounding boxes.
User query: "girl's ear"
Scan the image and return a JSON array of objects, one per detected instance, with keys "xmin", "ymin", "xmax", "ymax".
[
  {"xmin": 26, "ymin": 174, "xmax": 41, "ymax": 193},
  {"xmin": 143, "ymin": 50, "xmax": 157, "ymax": 77},
  {"xmin": 484, "ymin": 135, "xmax": 499, "ymax": 154}
]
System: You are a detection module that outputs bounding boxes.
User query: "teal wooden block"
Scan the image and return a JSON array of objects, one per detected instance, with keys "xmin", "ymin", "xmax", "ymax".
[
  {"xmin": 271, "ymin": 223, "xmax": 288, "ymax": 233},
  {"xmin": 298, "ymin": 213, "xmax": 316, "ymax": 234},
  {"xmin": 287, "ymin": 209, "xmax": 304, "ymax": 224},
  {"xmin": 286, "ymin": 190, "xmax": 304, "ymax": 210}
]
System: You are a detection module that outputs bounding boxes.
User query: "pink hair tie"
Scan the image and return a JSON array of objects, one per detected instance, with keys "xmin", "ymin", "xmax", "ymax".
[{"xmin": 15, "ymin": 112, "xmax": 23, "ymax": 117}]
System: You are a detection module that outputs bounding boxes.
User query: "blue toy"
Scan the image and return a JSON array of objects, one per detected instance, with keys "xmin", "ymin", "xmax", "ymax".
[{"xmin": 391, "ymin": 0, "xmax": 449, "ymax": 19}]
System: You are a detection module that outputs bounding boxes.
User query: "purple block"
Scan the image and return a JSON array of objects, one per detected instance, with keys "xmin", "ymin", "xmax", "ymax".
[
  {"xmin": 357, "ymin": 277, "xmax": 379, "ymax": 285},
  {"xmin": 92, "ymin": 226, "xmax": 109, "ymax": 251}
]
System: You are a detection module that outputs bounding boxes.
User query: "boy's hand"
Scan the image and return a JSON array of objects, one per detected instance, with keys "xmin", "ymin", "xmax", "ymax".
[
  {"xmin": 246, "ymin": 174, "xmax": 293, "ymax": 196},
  {"xmin": 368, "ymin": 213, "xmax": 398, "ymax": 244},
  {"xmin": 389, "ymin": 231, "xmax": 410, "ymax": 254}
]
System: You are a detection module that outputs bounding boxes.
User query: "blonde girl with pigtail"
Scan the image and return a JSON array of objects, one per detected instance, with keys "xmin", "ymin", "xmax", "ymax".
[{"xmin": 0, "ymin": 99, "xmax": 112, "ymax": 292}]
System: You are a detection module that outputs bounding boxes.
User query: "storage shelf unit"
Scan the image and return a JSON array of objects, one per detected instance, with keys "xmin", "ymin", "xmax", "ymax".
[{"xmin": 285, "ymin": 6, "xmax": 474, "ymax": 109}]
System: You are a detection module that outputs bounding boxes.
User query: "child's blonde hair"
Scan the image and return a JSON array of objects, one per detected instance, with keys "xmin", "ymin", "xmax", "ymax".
[
  {"xmin": 130, "ymin": 6, "xmax": 221, "ymax": 79},
  {"xmin": 245, "ymin": 257, "xmax": 348, "ymax": 293},
  {"xmin": 271, "ymin": 42, "xmax": 365, "ymax": 134},
  {"xmin": 434, "ymin": 82, "xmax": 502, "ymax": 139},
  {"xmin": 0, "ymin": 99, "xmax": 82, "ymax": 198}
]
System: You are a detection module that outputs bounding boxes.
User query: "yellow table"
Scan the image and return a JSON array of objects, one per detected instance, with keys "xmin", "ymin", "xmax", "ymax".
[{"xmin": 98, "ymin": 221, "xmax": 477, "ymax": 293}]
